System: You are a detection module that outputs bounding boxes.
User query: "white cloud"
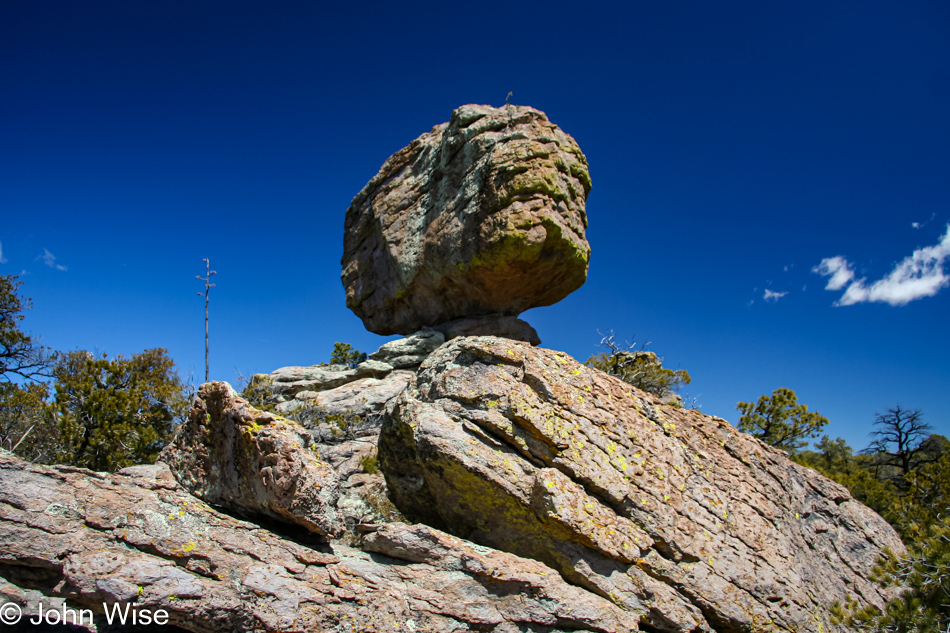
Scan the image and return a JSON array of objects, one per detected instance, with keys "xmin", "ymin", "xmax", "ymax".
[
  {"xmin": 814, "ymin": 224, "xmax": 950, "ymax": 306},
  {"xmin": 763, "ymin": 289, "xmax": 787, "ymax": 302},
  {"xmin": 0, "ymin": 241, "xmax": 7, "ymax": 264},
  {"xmin": 812, "ymin": 256, "xmax": 855, "ymax": 291},
  {"xmin": 912, "ymin": 212, "xmax": 936, "ymax": 230},
  {"xmin": 37, "ymin": 248, "xmax": 67, "ymax": 272}
]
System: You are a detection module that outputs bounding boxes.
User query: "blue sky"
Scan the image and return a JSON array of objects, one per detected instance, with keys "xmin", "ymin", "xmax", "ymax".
[{"xmin": 2, "ymin": 1, "xmax": 948, "ymax": 451}]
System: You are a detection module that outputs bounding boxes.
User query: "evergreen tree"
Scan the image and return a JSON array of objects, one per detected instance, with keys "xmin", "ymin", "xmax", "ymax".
[
  {"xmin": 795, "ymin": 420, "xmax": 950, "ymax": 630},
  {"xmin": 833, "ymin": 514, "xmax": 950, "ymax": 632},
  {"xmin": 330, "ymin": 342, "xmax": 366, "ymax": 368},
  {"xmin": 0, "ymin": 274, "xmax": 59, "ymax": 461},
  {"xmin": 585, "ymin": 333, "xmax": 690, "ymax": 401},
  {"xmin": 0, "ymin": 381, "xmax": 58, "ymax": 462},
  {"xmin": 0, "ymin": 274, "xmax": 55, "ymax": 381},
  {"xmin": 736, "ymin": 387, "xmax": 828, "ymax": 453},
  {"xmin": 53, "ymin": 349, "xmax": 188, "ymax": 471}
]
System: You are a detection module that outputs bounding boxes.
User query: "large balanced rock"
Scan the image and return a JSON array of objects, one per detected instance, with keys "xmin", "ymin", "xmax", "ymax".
[
  {"xmin": 0, "ymin": 452, "xmax": 639, "ymax": 632},
  {"xmin": 379, "ymin": 337, "xmax": 904, "ymax": 633},
  {"xmin": 342, "ymin": 103, "xmax": 592, "ymax": 336}
]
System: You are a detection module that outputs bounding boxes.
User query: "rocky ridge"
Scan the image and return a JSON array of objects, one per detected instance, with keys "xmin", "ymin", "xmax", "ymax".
[
  {"xmin": 0, "ymin": 333, "xmax": 905, "ymax": 632},
  {"xmin": 378, "ymin": 337, "xmax": 903, "ymax": 632},
  {"xmin": 0, "ymin": 452, "xmax": 637, "ymax": 633}
]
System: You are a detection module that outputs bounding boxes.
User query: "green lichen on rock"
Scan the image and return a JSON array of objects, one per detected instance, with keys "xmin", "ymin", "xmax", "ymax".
[{"xmin": 342, "ymin": 104, "xmax": 592, "ymax": 335}]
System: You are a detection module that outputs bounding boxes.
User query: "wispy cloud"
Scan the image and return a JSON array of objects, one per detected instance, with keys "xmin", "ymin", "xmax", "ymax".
[
  {"xmin": 37, "ymin": 248, "xmax": 67, "ymax": 271},
  {"xmin": 763, "ymin": 289, "xmax": 787, "ymax": 302},
  {"xmin": 813, "ymin": 224, "xmax": 950, "ymax": 306},
  {"xmin": 0, "ymin": 241, "xmax": 7, "ymax": 264},
  {"xmin": 813, "ymin": 256, "xmax": 855, "ymax": 291},
  {"xmin": 911, "ymin": 212, "xmax": 936, "ymax": 230}
]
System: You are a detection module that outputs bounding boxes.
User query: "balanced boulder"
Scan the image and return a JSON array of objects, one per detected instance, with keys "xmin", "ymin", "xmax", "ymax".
[{"xmin": 342, "ymin": 104, "xmax": 591, "ymax": 336}]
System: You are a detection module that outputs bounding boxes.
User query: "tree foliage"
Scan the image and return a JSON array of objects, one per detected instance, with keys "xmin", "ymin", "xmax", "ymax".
[
  {"xmin": 330, "ymin": 342, "xmax": 366, "ymax": 368},
  {"xmin": 53, "ymin": 349, "xmax": 188, "ymax": 472},
  {"xmin": 831, "ymin": 513, "xmax": 950, "ymax": 632},
  {"xmin": 736, "ymin": 387, "xmax": 828, "ymax": 453},
  {"xmin": 0, "ymin": 381, "xmax": 59, "ymax": 463},
  {"xmin": 795, "ymin": 421, "xmax": 950, "ymax": 631},
  {"xmin": 0, "ymin": 275, "xmax": 59, "ymax": 463},
  {"xmin": 240, "ymin": 374, "xmax": 278, "ymax": 413},
  {"xmin": 585, "ymin": 333, "xmax": 690, "ymax": 401},
  {"xmin": 0, "ymin": 274, "xmax": 55, "ymax": 381}
]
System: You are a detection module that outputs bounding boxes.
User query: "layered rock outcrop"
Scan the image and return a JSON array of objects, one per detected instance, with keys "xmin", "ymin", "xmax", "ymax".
[
  {"xmin": 379, "ymin": 337, "xmax": 904, "ymax": 633},
  {"xmin": 342, "ymin": 104, "xmax": 591, "ymax": 337},
  {"xmin": 163, "ymin": 380, "xmax": 403, "ymax": 538},
  {"xmin": 161, "ymin": 382, "xmax": 345, "ymax": 538},
  {"xmin": 0, "ymin": 335, "xmax": 906, "ymax": 632},
  {"xmin": 0, "ymin": 452, "xmax": 638, "ymax": 633}
]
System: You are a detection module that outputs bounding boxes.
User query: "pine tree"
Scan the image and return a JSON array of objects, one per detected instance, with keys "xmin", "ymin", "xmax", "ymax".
[{"xmin": 736, "ymin": 388, "xmax": 828, "ymax": 453}]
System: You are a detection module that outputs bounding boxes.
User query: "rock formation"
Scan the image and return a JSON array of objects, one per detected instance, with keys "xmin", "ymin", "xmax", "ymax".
[
  {"xmin": 0, "ymin": 336, "xmax": 906, "ymax": 632},
  {"xmin": 161, "ymin": 382, "xmax": 346, "ymax": 538},
  {"xmin": 0, "ymin": 452, "xmax": 637, "ymax": 633},
  {"xmin": 163, "ymin": 380, "xmax": 403, "ymax": 538},
  {"xmin": 342, "ymin": 104, "xmax": 591, "ymax": 338},
  {"xmin": 378, "ymin": 337, "xmax": 904, "ymax": 633},
  {"xmin": 0, "ymin": 103, "xmax": 908, "ymax": 633}
]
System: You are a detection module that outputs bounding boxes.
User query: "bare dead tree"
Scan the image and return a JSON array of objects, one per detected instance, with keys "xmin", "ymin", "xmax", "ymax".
[
  {"xmin": 1, "ymin": 275, "xmax": 55, "ymax": 382},
  {"xmin": 863, "ymin": 406, "xmax": 933, "ymax": 478},
  {"xmin": 196, "ymin": 259, "xmax": 216, "ymax": 383},
  {"xmin": 592, "ymin": 330, "xmax": 650, "ymax": 384}
]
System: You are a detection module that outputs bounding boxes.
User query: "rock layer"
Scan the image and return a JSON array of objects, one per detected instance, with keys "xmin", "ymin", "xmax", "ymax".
[
  {"xmin": 161, "ymin": 382, "xmax": 344, "ymax": 538},
  {"xmin": 342, "ymin": 104, "xmax": 591, "ymax": 335},
  {"xmin": 431, "ymin": 314, "xmax": 541, "ymax": 346},
  {"xmin": 378, "ymin": 337, "xmax": 904, "ymax": 633},
  {"xmin": 0, "ymin": 452, "xmax": 639, "ymax": 633}
]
